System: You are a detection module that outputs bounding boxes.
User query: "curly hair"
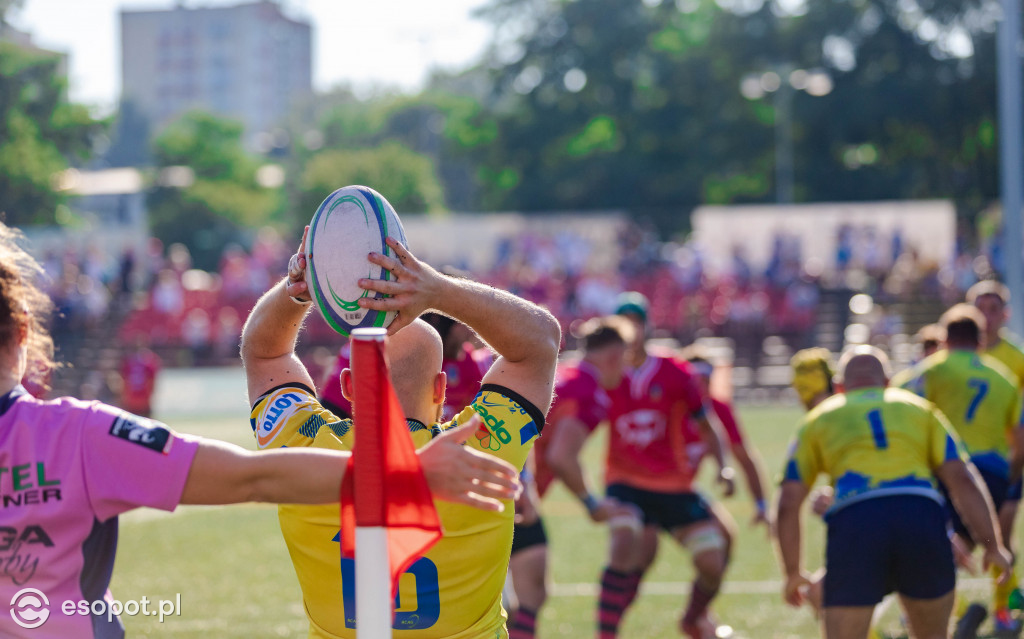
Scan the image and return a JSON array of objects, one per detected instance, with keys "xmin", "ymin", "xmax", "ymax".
[{"xmin": 0, "ymin": 224, "xmax": 56, "ymax": 389}]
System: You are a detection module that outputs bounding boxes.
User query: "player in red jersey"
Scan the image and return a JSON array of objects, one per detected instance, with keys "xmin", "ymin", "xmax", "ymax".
[
  {"xmin": 682, "ymin": 354, "xmax": 768, "ymax": 520},
  {"xmin": 508, "ymin": 316, "xmax": 637, "ymax": 638},
  {"xmin": 560, "ymin": 293, "xmax": 734, "ymax": 639}
]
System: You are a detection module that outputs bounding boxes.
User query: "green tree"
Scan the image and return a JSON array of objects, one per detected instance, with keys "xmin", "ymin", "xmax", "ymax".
[
  {"xmin": 147, "ymin": 112, "xmax": 278, "ymax": 269},
  {"xmin": 469, "ymin": 0, "xmax": 1002, "ymax": 233},
  {"xmin": 0, "ymin": 41, "xmax": 103, "ymax": 225},
  {"xmin": 298, "ymin": 142, "xmax": 445, "ymax": 221}
]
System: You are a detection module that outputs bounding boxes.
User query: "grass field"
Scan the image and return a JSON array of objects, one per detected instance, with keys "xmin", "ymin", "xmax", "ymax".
[{"xmin": 111, "ymin": 405, "xmax": 1007, "ymax": 638}]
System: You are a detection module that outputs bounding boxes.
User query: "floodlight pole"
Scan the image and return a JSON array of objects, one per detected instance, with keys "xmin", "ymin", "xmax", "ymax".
[
  {"xmin": 775, "ymin": 72, "xmax": 795, "ymax": 204},
  {"xmin": 999, "ymin": 0, "xmax": 1024, "ymax": 336}
]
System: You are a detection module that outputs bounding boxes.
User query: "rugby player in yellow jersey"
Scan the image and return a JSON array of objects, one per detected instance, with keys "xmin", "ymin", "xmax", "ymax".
[
  {"xmin": 970, "ymin": 279, "xmax": 1024, "ymax": 614},
  {"xmin": 776, "ymin": 346, "xmax": 1012, "ymax": 639},
  {"xmin": 891, "ymin": 304, "xmax": 1024, "ymax": 630},
  {"xmin": 240, "ymin": 230, "xmax": 560, "ymax": 638}
]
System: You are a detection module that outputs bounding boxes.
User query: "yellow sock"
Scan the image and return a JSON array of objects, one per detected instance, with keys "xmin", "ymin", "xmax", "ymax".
[
  {"xmin": 993, "ymin": 563, "xmax": 1019, "ymax": 610},
  {"xmin": 867, "ymin": 628, "xmax": 883, "ymax": 639}
]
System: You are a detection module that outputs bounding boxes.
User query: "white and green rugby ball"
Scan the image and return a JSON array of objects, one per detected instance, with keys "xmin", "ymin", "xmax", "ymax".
[{"xmin": 304, "ymin": 185, "xmax": 408, "ymax": 336}]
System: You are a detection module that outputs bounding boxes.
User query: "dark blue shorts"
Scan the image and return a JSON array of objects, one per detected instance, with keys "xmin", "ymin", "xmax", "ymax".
[
  {"xmin": 606, "ymin": 484, "xmax": 712, "ymax": 532},
  {"xmin": 824, "ymin": 495, "xmax": 954, "ymax": 607},
  {"xmin": 940, "ymin": 467, "xmax": 1009, "ymax": 543},
  {"xmin": 511, "ymin": 518, "xmax": 547, "ymax": 555}
]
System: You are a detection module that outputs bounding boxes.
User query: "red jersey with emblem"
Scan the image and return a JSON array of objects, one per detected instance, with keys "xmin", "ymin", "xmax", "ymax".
[
  {"xmin": 683, "ymin": 397, "xmax": 745, "ymax": 471},
  {"xmin": 319, "ymin": 344, "xmax": 352, "ymax": 419},
  {"xmin": 606, "ymin": 351, "xmax": 704, "ymax": 492},
  {"xmin": 442, "ymin": 344, "xmax": 487, "ymax": 421},
  {"xmin": 535, "ymin": 359, "xmax": 610, "ymax": 497}
]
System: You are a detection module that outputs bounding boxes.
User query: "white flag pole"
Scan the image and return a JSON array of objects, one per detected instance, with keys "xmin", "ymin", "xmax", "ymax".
[
  {"xmin": 355, "ymin": 526, "xmax": 392, "ymax": 638},
  {"xmin": 352, "ymin": 328, "xmax": 393, "ymax": 638}
]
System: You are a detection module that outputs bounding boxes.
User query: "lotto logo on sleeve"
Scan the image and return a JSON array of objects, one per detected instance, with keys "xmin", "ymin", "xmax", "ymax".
[
  {"xmin": 10, "ymin": 588, "xmax": 48, "ymax": 629},
  {"xmin": 257, "ymin": 390, "xmax": 306, "ymax": 448},
  {"xmin": 109, "ymin": 415, "xmax": 172, "ymax": 454}
]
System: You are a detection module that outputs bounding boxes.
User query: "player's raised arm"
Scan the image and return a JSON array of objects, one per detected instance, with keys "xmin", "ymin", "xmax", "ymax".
[
  {"xmin": 240, "ymin": 226, "xmax": 316, "ymax": 404},
  {"xmin": 358, "ymin": 237, "xmax": 560, "ymax": 413}
]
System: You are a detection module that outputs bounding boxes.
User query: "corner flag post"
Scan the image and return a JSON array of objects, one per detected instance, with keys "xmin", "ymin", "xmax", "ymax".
[
  {"xmin": 347, "ymin": 327, "xmax": 443, "ymax": 637},
  {"xmin": 351, "ymin": 328, "xmax": 392, "ymax": 638}
]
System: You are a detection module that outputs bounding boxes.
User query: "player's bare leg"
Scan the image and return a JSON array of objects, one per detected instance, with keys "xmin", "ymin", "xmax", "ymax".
[
  {"xmin": 707, "ymin": 499, "xmax": 737, "ymax": 563},
  {"xmin": 635, "ymin": 524, "xmax": 660, "ymax": 572},
  {"xmin": 823, "ymin": 606, "xmax": 876, "ymax": 639},
  {"xmin": 508, "ymin": 544, "xmax": 547, "ymax": 639},
  {"xmin": 673, "ymin": 522, "xmax": 728, "ymax": 638},
  {"xmin": 898, "ymin": 591, "xmax": 955, "ymax": 639}
]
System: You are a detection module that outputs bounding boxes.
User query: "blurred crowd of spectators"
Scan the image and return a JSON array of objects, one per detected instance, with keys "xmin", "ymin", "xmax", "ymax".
[{"xmin": 41, "ymin": 220, "xmax": 993, "ymax": 371}]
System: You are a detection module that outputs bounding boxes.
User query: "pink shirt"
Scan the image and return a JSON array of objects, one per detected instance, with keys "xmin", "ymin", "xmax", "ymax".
[{"xmin": 0, "ymin": 386, "xmax": 199, "ymax": 638}]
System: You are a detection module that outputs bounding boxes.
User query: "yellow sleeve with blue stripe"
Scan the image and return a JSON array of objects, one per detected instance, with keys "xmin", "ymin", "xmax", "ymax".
[
  {"xmin": 250, "ymin": 382, "xmax": 344, "ymax": 450},
  {"xmin": 448, "ymin": 384, "xmax": 545, "ymax": 472}
]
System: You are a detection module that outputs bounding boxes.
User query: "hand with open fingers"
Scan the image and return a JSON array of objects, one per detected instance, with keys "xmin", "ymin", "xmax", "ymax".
[
  {"xmin": 783, "ymin": 572, "xmax": 811, "ymax": 608},
  {"xmin": 984, "ymin": 545, "xmax": 1014, "ymax": 584},
  {"xmin": 418, "ymin": 416, "xmax": 522, "ymax": 511},
  {"xmin": 287, "ymin": 226, "xmax": 311, "ymax": 303},
  {"xmin": 357, "ymin": 237, "xmax": 443, "ymax": 334}
]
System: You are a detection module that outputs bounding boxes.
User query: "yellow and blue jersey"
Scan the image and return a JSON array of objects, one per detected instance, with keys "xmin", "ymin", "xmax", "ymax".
[
  {"xmin": 783, "ymin": 387, "xmax": 962, "ymax": 516},
  {"xmin": 249, "ymin": 382, "xmax": 545, "ymax": 639},
  {"xmin": 986, "ymin": 334, "xmax": 1024, "ymax": 390},
  {"xmin": 892, "ymin": 349, "xmax": 1022, "ymax": 477}
]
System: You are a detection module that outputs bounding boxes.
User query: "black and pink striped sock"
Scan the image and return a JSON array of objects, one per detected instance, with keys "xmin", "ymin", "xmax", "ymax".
[
  {"xmin": 508, "ymin": 607, "xmax": 537, "ymax": 639},
  {"xmin": 598, "ymin": 567, "xmax": 641, "ymax": 638}
]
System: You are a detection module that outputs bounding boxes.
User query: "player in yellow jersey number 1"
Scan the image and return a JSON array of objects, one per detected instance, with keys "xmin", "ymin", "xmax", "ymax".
[{"xmin": 776, "ymin": 346, "xmax": 1012, "ymax": 639}]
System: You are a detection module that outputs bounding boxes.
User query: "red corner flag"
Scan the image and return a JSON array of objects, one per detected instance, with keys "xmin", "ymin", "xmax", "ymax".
[{"xmin": 340, "ymin": 328, "xmax": 442, "ymax": 602}]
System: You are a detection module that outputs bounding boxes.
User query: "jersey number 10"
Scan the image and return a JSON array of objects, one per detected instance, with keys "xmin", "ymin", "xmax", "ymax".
[{"xmin": 339, "ymin": 556, "xmax": 441, "ymax": 629}]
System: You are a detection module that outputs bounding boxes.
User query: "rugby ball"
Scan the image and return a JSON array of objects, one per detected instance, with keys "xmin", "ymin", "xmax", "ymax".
[{"xmin": 305, "ymin": 185, "xmax": 409, "ymax": 336}]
